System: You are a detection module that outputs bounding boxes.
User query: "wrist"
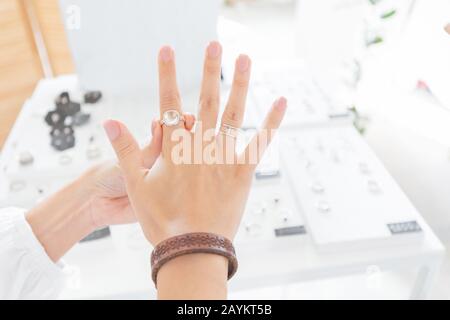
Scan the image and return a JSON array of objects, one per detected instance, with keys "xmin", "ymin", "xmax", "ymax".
[
  {"xmin": 78, "ymin": 166, "xmax": 106, "ymax": 229},
  {"xmin": 142, "ymin": 215, "xmax": 238, "ymax": 246},
  {"xmin": 157, "ymin": 253, "xmax": 228, "ymax": 299},
  {"xmin": 26, "ymin": 173, "xmax": 97, "ymax": 262}
]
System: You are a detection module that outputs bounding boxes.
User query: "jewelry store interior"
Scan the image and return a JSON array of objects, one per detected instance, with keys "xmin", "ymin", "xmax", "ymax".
[{"xmin": 1, "ymin": 0, "xmax": 450, "ymax": 300}]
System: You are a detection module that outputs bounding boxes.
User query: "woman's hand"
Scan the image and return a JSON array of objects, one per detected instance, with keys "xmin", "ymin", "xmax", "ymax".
[
  {"xmin": 26, "ymin": 117, "xmax": 194, "ymax": 262},
  {"xmin": 87, "ymin": 116, "xmax": 195, "ymax": 229},
  {"xmin": 104, "ymin": 42, "xmax": 287, "ymax": 299},
  {"xmin": 104, "ymin": 42, "xmax": 287, "ymax": 245}
]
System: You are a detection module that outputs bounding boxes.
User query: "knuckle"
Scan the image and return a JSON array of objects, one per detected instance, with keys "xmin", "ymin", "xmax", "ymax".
[
  {"xmin": 223, "ymin": 106, "xmax": 241, "ymax": 124},
  {"xmin": 160, "ymin": 90, "xmax": 181, "ymax": 108},
  {"xmin": 116, "ymin": 141, "xmax": 137, "ymax": 159},
  {"xmin": 233, "ymin": 77, "xmax": 248, "ymax": 89},
  {"xmin": 235, "ymin": 165, "xmax": 253, "ymax": 181},
  {"xmin": 204, "ymin": 63, "xmax": 221, "ymax": 76},
  {"xmin": 200, "ymin": 95, "xmax": 220, "ymax": 111}
]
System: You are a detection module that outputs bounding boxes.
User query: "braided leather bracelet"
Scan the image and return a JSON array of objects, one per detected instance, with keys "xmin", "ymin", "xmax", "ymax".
[{"xmin": 150, "ymin": 232, "xmax": 238, "ymax": 286}]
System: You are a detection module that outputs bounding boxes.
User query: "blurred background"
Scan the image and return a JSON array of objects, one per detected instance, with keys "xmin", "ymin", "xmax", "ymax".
[{"xmin": 1, "ymin": 0, "xmax": 450, "ymax": 299}]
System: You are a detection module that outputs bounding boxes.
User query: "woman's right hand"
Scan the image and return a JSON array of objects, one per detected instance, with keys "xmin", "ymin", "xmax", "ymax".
[
  {"xmin": 103, "ymin": 42, "xmax": 286, "ymax": 246},
  {"xmin": 103, "ymin": 42, "xmax": 286, "ymax": 299}
]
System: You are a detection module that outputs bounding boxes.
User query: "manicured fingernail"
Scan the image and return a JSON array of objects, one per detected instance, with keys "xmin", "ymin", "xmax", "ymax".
[
  {"xmin": 237, "ymin": 54, "xmax": 250, "ymax": 73},
  {"xmin": 103, "ymin": 120, "xmax": 121, "ymax": 141},
  {"xmin": 207, "ymin": 41, "xmax": 221, "ymax": 58},
  {"xmin": 160, "ymin": 46, "xmax": 173, "ymax": 62},
  {"xmin": 275, "ymin": 97, "xmax": 287, "ymax": 111},
  {"xmin": 445, "ymin": 23, "xmax": 450, "ymax": 35}
]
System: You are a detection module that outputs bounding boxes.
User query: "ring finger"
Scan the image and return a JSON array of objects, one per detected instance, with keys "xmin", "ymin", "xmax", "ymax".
[
  {"xmin": 218, "ymin": 54, "xmax": 251, "ymax": 162},
  {"xmin": 220, "ymin": 54, "xmax": 251, "ymax": 131}
]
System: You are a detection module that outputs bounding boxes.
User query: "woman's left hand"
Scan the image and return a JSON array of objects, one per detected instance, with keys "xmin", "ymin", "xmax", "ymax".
[
  {"xmin": 26, "ymin": 116, "xmax": 194, "ymax": 262},
  {"xmin": 86, "ymin": 116, "xmax": 195, "ymax": 229}
]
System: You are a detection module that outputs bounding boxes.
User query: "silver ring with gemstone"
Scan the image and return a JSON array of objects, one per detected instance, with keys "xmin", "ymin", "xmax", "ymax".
[
  {"xmin": 160, "ymin": 109, "xmax": 185, "ymax": 127},
  {"xmin": 220, "ymin": 123, "xmax": 240, "ymax": 138}
]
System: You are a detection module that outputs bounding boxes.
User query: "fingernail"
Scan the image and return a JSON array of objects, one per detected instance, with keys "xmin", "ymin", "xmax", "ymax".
[
  {"xmin": 103, "ymin": 120, "xmax": 121, "ymax": 141},
  {"xmin": 237, "ymin": 54, "xmax": 250, "ymax": 73},
  {"xmin": 207, "ymin": 41, "xmax": 221, "ymax": 58},
  {"xmin": 445, "ymin": 23, "xmax": 450, "ymax": 35},
  {"xmin": 160, "ymin": 46, "xmax": 173, "ymax": 62},
  {"xmin": 275, "ymin": 97, "xmax": 287, "ymax": 111}
]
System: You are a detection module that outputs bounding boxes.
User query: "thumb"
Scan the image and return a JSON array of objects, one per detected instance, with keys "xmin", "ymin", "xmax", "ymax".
[
  {"xmin": 142, "ymin": 113, "xmax": 195, "ymax": 167},
  {"xmin": 103, "ymin": 120, "xmax": 143, "ymax": 183}
]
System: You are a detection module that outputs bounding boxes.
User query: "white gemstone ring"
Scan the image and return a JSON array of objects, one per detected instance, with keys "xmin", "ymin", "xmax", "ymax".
[{"xmin": 160, "ymin": 109, "xmax": 185, "ymax": 127}]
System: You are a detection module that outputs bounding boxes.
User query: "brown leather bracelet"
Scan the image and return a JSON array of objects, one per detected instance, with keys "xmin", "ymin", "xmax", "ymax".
[{"xmin": 150, "ymin": 232, "xmax": 238, "ymax": 287}]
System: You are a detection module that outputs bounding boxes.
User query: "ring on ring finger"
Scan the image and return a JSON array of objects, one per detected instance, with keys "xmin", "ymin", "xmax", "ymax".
[{"xmin": 220, "ymin": 123, "xmax": 241, "ymax": 139}]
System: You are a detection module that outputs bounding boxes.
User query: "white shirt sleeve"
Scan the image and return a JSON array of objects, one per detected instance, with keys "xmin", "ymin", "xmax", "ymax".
[{"xmin": 0, "ymin": 207, "xmax": 65, "ymax": 299}]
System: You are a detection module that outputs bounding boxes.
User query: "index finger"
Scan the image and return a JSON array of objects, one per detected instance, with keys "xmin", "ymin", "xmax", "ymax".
[{"xmin": 158, "ymin": 46, "xmax": 183, "ymax": 117}]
